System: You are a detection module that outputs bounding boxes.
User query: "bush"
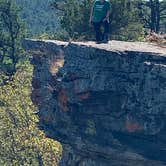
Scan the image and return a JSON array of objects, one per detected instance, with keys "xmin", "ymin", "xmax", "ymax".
[{"xmin": 0, "ymin": 59, "xmax": 62, "ymax": 165}]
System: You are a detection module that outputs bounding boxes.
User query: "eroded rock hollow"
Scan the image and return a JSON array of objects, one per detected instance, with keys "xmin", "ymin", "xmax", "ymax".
[{"xmin": 23, "ymin": 39, "xmax": 166, "ymax": 166}]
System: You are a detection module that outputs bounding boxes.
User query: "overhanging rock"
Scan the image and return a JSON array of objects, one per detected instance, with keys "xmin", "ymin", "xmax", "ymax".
[{"xmin": 23, "ymin": 39, "xmax": 166, "ymax": 166}]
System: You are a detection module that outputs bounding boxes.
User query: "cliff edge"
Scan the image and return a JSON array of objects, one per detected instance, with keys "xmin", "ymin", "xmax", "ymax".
[{"xmin": 23, "ymin": 39, "xmax": 166, "ymax": 166}]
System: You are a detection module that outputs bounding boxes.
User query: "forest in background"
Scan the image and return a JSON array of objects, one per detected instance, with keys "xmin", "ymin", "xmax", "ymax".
[
  {"xmin": 51, "ymin": 0, "xmax": 166, "ymax": 41},
  {"xmin": 15, "ymin": 0, "xmax": 59, "ymax": 36},
  {"xmin": 0, "ymin": 0, "xmax": 62, "ymax": 165},
  {"xmin": 0, "ymin": 0, "xmax": 165, "ymax": 165},
  {"xmin": 14, "ymin": 0, "xmax": 166, "ymax": 41}
]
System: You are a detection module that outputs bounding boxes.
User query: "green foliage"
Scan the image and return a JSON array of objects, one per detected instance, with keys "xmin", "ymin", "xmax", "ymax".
[
  {"xmin": 0, "ymin": 2, "xmax": 62, "ymax": 164},
  {"xmin": 35, "ymin": 32, "xmax": 53, "ymax": 40},
  {"xmin": 52, "ymin": 0, "xmax": 145, "ymax": 41},
  {"xmin": 110, "ymin": 0, "xmax": 145, "ymax": 41},
  {"xmin": 62, "ymin": 0, "xmax": 93, "ymax": 40},
  {"xmin": 113, "ymin": 23, "xmax": 145, "ymax": 41},
  {"xmin": 0, "ymin": 0, "xmax": 25, "ymax": 75},
  {"xmin": 36, "ymin": 31, "xmax": 70, "ymax": 41},
  {"xmin": 137, "ymin": 0, "xmax": 166, "ymax": 33},
  {"xmin": 15, "ymin": 0, "xmax": 59, "ymax": 36},
  {"xmin": 0, "ymin": 60, "xmax": 62, "ymax": 165},
  {"xmin": 51, "ymin": 0, "xmax": 94, "ymax": 40},
  {"xmin": 14, "ymin": 0, "xmax": 165, "ymax": 41},
  {"xmin": 160, "ymin": 0, "xmax": 166, "ymax": 32},
  {"xmin": 53, "ymin": 30, "xmax": 71, "ymax": 41}
]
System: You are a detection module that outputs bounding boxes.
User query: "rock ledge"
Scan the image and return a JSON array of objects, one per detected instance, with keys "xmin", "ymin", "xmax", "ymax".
[{"xmin": 23, "ymin": 39, "xmax": 166, "ymax": 166}]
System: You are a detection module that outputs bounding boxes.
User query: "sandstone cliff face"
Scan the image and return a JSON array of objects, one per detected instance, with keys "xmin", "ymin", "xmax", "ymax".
[{"xmin": 23, "ymin": 39, "xmax": 166, "ymax": 166}]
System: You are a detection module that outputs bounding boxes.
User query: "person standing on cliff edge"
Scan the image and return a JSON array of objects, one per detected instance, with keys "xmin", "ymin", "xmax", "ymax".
[{"xmin": 89, "ymin": 0, "xmax": 111, "ymax": 44}]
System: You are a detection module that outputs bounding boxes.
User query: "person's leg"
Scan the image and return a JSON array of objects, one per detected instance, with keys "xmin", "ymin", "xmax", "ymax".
[
  {"xmin": 102, "ymin": 20, "xmax": 109, "ymax": 42},
  {"xmin": 93, "ymin": 22, "xmax": 102, "ymax": 43}
]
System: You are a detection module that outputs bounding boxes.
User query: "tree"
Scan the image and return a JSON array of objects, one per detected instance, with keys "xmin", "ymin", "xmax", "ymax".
[
  {"xmin": 138, "ymin": 0, "xmax": 166, "ymax": 32},
  {"xmin": 160, "ymin": 0, "xmax": 166, "ymax": 32},
  {"xmin": 51, "ymin": 0, "xmax": 93, "ymax": 40},
  {"xmin": 15, "ymin": 0, "xmax": 59, "ymax": 36},
  {"xmin": 0, "ymin": 60, "xmax": 62, "ymax": 165},
  {"xmin": 110, "ymin": 0, "xmax": 145, "ymax": 41},
  {"xmin": 52, "ymin": 0, "xmax": 144, "ymax": 41},
  {"xmin": 0, "ymin": 0, "xmax": 24, "ymax": 75},
  {"xmin": 0, "ymin": 1, "xmax": 62, "ymax": 165}
]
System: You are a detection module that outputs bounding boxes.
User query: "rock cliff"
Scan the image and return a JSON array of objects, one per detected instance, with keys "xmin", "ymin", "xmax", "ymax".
[{"xmin": 23, "ymin": 39, "xmax": 166, "ymax": 166}]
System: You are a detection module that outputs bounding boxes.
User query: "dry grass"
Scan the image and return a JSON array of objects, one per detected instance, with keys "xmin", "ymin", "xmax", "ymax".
[{"xmin": 145, "ymin": 33, "xmax": 166, "ymax": 46}]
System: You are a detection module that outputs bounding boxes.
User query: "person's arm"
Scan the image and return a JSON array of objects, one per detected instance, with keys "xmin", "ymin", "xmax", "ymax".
[
  {"xmin": 103, "ymin": 2, "xmax": 111, "ymax": 22},
  {"xmin": 104, "ymin": 10, "xmax": 110, "ymax": 21}
]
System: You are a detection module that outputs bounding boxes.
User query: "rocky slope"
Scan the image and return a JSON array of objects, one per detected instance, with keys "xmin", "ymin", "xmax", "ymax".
[{"xmin": 23, "ymin": 39, "xmax": 166, "ymax": 166}]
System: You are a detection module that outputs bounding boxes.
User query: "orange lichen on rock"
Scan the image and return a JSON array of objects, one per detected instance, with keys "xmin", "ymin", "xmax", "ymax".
[
  {"xmin": 125, "ymin": 116, "xmax": 142, "ymax": 132},
  {"xmin": 58, "ymin": 88, "xmax": 69, "ymax": 112},
  {"xmin": 49, "ymin": 58, "xmax": 64, "ymax": 75},
  {"xmin": 49, "ymin": 49, "xmax": 64, "ymax": 75}
]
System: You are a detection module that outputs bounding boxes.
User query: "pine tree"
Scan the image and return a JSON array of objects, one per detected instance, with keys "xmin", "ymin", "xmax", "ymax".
[
  {"xmin": 52, "ymin": 0, "xmax": 144, "ymax": 41},
  {"xmin": 138, "ymin": 0, "xmax": 166, "ymax": 32},
  {"xmin": 0, "ymin": 0, "xmax": 24, "ymax": 75}
]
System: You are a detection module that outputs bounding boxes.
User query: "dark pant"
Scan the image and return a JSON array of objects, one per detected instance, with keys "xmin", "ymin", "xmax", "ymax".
[{"xmin": 93, "ymin": 20, "xmax": 109, "ymax": 42}]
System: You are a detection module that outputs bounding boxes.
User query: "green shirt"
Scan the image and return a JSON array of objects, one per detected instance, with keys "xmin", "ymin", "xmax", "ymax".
[{"xmin": 92, "ymin": 0, "xmax": 111, "ymax": 22}]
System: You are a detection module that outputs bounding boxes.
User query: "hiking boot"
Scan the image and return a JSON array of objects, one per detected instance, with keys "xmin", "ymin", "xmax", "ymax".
[{"xmin": 102, "ymin": 33, "xmax": 109, "ymax": 43}]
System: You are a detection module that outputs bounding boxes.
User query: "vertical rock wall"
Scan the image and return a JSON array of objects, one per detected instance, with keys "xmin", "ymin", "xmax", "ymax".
[{"xmin": 23, "ymin": 40, "xmax": 166, "ymax": 166}]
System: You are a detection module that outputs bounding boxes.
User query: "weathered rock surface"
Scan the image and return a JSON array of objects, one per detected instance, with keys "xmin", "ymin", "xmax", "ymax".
[{"xmin": 23, "ymin": 39, "xmax": 166, "ymax": 166}]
